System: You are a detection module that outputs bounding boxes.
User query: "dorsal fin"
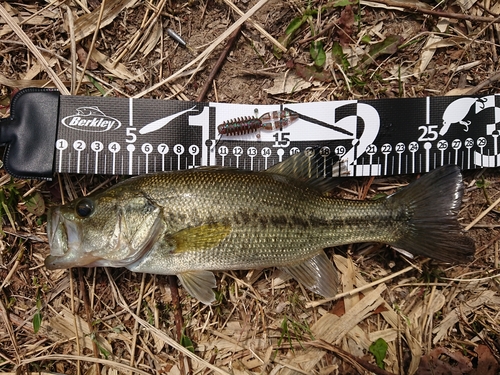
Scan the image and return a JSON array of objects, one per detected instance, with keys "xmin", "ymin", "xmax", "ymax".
[{"xmin": 265, "ymin": 147, "xmax": 349, "ymax": 194}]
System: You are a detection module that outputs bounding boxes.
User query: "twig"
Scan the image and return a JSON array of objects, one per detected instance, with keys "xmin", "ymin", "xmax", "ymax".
[
  {"xmin": 196, "ymin": 27, "xmax": 241, "ymax": 102},
  {"xmin": 130, "ymin": 273, "xmax": 146, "ymax": 367},
  {"xmin": 361, "ymin": 0, "xmax": 500, "ymax": 23},
  {"xmin": 64, "ymin": 5, "xmax": 76, "ymax": 94},
  {"xmin": 69, "ymin": 270, "xmax": 82, "ymax": 375},
  {"xmin": 134, "ymin": 0, "xmax": 270, "ymax": 98},
  {"xmin": 75, "ymin": 0, "xmax": 106, "ymax": 94},
  {"xmin": 221, "ymin": 0, "xmax": 286, "ymax": 52},
  {"xmin": 168, "ymin": 274, "xmax": 187, "ymax": 375},
  {"xmin": 306, "ymin": 262, "xmax": 421, "ymax": 308},
  {"xmin": 79, "ymin": 268, "xmax": 101, "ymax": 375},
  {"xmin": 464, "ymin": 194, "xmax": 500, "ymax": 231},
  {"xmin": 0, "ymin": 245, "xmax": 24, "ymax": 290},
  {"xmin": 0, "ymin": 3, "xmax": 69, "ymax": 94},
  {"xmin": 0, "ymin": 298, "xmax": 20, "ymax": 365},
  {"xmin": 465, "ymin": 71, "xmax": 500, "ymax": 95},
  {"xmin": 20, "ymin": 354, "xmax": 151, "ymax": 375}
]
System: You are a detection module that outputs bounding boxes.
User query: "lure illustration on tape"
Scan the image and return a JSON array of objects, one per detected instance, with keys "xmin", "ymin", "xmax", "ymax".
[{"xmin": 217, "ymin": 109, "xmax": 299, "ymax": 136}]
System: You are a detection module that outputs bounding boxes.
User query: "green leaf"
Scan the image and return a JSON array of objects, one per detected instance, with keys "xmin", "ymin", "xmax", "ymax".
[
  {"xmin": 369, "ymin": 338, "xmax": 388, "ymax": 369},
  {"xmin": 332, "ymin": 0, "xmax": 356, "ymax": 6},
  {"xmin": 275, "ymin": 16, "xmax": 306, "ymax": 59},
  {"xmin": 181, "ymin": 333, "xmax": 195, "ymax": 353},
  {"xmin": 358, "ymin": 35, "xmax": 404, "ymax": 69},
  {"xmin": 331, "ymin": 41, "xmax": 350, "ymax": 70},
  {"xmin": 361, "ymin": 35, "xmax": 371, "ymax": 44},
  {"xmin": 91, "ymin": 334, "xmax": 111, "ymax": 359},
  {"xmin": 371, "ymin": 192, "xmax": 388, "ymax": 200},
  {"xmin": 33, "ymin": 311, "xmax": 42, "ymax": 333},
  {"xmin": 310, "ymin": 41, "xmax": 326, "ymax": 67},
  {"xmin": 25, "ymin": 192, "xmax": 45, "ymax": 216},
  {"xmin": 285, "ymin": 17, "xmax": 305, "ymax": 35},
  {"xmin": 87, "ymin": 76, "xmax": 107, "ymax": 96}
]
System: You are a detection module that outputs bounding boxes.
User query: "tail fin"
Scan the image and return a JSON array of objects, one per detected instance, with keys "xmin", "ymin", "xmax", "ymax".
[{"xmin": 389, "ymin": 165, "xmax": 475, "ymax": 263}]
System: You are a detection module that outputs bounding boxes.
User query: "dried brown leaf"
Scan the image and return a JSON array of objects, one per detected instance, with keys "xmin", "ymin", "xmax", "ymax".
[
  {"xmin": 336, "ymin": 5, "xmax": 354, "ymax": 46},
  {"xmin": 417, "ymin": 347, "xmax": 473, "ymax": 375},
  {"xmin": 475, "ymin": 345, "xmax": 500, "ymax": 375}
]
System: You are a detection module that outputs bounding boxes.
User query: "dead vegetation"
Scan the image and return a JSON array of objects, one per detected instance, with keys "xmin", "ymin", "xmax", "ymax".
[{"xmin": 1, "ymin": 0, "xmax": 500, "ymax": 374}]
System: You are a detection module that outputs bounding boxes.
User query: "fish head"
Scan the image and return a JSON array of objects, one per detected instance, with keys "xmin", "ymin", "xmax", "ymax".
[{"xmin": 45, "ymin": 189, "xmax": 163, "ymax": 270}]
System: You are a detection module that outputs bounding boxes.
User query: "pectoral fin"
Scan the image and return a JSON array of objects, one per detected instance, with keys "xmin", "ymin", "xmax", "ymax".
[
  {"xmin": 280, "ymin": 251, "xmax": 339, "ymax": 298},
  {"xmin": 172, "ymin": 223, "xmax": 231, "ymax": 253},
  {"xmin": 177, "ymin": 271, "xmax": 217, "ymax": 304}
]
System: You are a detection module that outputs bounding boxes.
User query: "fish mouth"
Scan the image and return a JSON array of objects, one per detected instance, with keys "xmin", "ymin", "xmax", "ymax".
[{"xmin": 45, "ymin": 207, "xmax": 96, "ymax": 269}]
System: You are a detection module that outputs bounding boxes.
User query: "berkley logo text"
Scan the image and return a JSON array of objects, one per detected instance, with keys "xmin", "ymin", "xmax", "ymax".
[{"xmin": 61, "ymin": 107, "xmax": 121, "ymax": 132}]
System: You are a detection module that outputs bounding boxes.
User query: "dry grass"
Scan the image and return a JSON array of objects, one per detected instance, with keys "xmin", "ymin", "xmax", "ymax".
[{"xmin": 1, "ymin": 0, "xmax": 500, "ymax": 374}]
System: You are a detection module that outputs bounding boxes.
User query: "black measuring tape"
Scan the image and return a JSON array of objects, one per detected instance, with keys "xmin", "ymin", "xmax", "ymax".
[{"xmin": 0, "ymin": 88, "xmax": 498, "ymax": 180}]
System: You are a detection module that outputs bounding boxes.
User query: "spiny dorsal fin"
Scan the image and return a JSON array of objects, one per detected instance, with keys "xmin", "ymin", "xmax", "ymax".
[{"xmin": 265, "ymin": 147, "xmax": 349, "ymax": 194}]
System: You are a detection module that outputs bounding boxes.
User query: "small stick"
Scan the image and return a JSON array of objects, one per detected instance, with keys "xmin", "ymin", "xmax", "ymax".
[
  {"xmin": 65, "ymin": 5, "xmax": 76, "ymax": 95},
  {"xmin": 75, "ymin": 0, "xmax": 106, "ymax": 94},
  {"xmin": 361, "ymin": 0, "xmax": 500, "ymax": 23},
  {"xmin": 196, "ymin": 26, "xmax": 241, "ymax": 102},
  {"xmin": 168, "ymin": 275, "xmax": 186, "ymax": 375},
  {"xmin": 464, "ymin": 194, "xmax": 500, "ymax": 231},
  {"xmin": 306, "ymin": 263, "xmax": 420, "ymax": 308},
  {"xmin": 465, "ymin": 70, "xmax": 500, "ymax": 95},
  {"xmin": 79, "ymin": 268, "xmax": 101, "ymax": 375},
  {"xmin": 129, "ymin": 273, "xmax": 146, "ymax": 367},
  {"xmin": 221, "ymin": 0, "xmax": 286, "ymax": 52}
]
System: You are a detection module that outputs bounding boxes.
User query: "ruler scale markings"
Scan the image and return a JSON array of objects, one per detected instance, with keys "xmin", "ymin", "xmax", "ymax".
[
  {"xmin": 424, "ymin": 142, "xmax": 431, "ymax": 172},
  {"xmin": 142, "ymin": 143, "xmax": 152, "ymax": 174},
  {"xmin": 95, "ymin": 149, "xmax": 98, "ymax": 174},
  {"xmin": 53, "ymin": 95, "xmax": 500, "ymax": 176},
  {"xmin": 58, "ymin": 151, "xmax": 63, "ymax": 173},
  {"xmin": 426, "ymin": 96, "xmax": 430, "ymax": 125},
  {"xmin": 128, "ymin": 144, "xmax": 135, "ymax": 175},
  {"xmin": 56, "ymin": 139, "xmax": 68, "ymax": 173}
]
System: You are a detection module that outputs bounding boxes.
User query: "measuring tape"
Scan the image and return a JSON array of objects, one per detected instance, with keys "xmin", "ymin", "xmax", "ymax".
[{"xmin": 1, "ymin": 89, "xmax": 498, "ymax": 180}]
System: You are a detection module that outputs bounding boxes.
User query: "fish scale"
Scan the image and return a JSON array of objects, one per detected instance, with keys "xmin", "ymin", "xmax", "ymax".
[{"xmin": 45, "ymin": 149, "xmax": 475, "ymax": 304}]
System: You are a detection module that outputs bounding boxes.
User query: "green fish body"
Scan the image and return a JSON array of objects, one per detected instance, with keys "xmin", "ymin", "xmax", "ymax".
[{"xmin": 45, "ymin": 150, "xmax": 474, "ymax": 304}]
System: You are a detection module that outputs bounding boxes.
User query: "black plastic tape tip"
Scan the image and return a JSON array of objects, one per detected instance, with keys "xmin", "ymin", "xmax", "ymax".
[{"xmin": 0, "ymin": 88, "xmax": 60, "ymax": 180}]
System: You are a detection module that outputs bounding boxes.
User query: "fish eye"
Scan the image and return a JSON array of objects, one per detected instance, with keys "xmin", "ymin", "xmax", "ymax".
[{"xmin": 75, "ymin": 198, "xmax": 94, "ymax": 218}]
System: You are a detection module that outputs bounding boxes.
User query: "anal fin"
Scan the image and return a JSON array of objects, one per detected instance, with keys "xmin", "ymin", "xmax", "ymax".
[
  {"xmin": 280, "ymin": 251, "xmax": 339, "ymax": 298},
  {"xmin": 177, "ymin": 271, "xmax": 217, "ymax": 304}
]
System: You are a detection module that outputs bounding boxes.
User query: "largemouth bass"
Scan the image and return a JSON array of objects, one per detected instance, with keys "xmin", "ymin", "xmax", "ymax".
[{"xmin": 45, "ymin": 150, "xmax": 475, "ymax": 304}]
